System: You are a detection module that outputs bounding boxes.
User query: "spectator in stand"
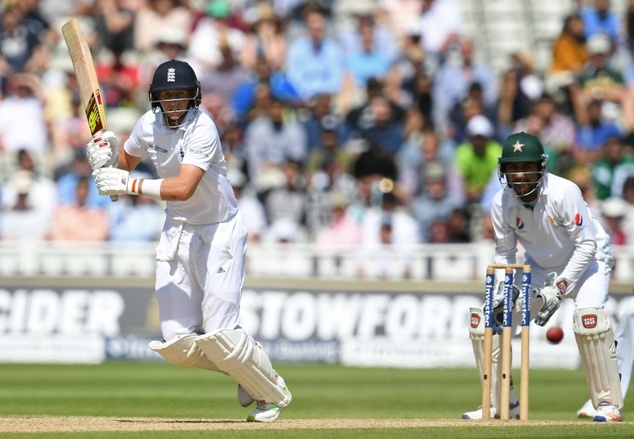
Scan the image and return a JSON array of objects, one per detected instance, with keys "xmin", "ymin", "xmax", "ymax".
[
  {"xmin": 94, "ymin": 48, "xmax": 144, "ymax": 109},
  {"xmin": 316, "ymin": 191, "xmax": 362, "ymax": 252},
  {"xmin": 0, "ymin": 169, "xmax": 51, "ymax": 240},
  {"xmin": 88, "ymin": 0, "xmax": 136, "ymax": 55},
  {"xmin": 455, "ymin": 115, "xmax": 502, "ymax": 204},
  {"xmin": 432, "ymin": 37, "xmax": 497, "ymax": 136},
  {"xmin": 243, "ymin": 97, "xmax": 307, "ymax": 192},
  {"xmin": 49, "ymin": 177, "xmax": 109, "ymax": 242},
  {"xmin": 448, "ymin": 81, "xmax": 499, "ymax": 144},
  {"xmin": 514, "ymin": 93, "xmax": 577, "ymax": 173},
  {"xmin": 231, "ymin": 56, "xmax": 301, "ymax": 126},
  {"xmin": 592, "ymin": 136, "xmax": 634, "ymax": 200},
  {"xmin": 342, "ymin": 13, "xmax": 393, "ymax": 89},
  {"xmin": 199, "ymin": 37, "xmax": 250, "ymax": 109},
  {"xmin": 572, "ymin": 98, "xmax": 622, "ymax": 165},
  {"xmin": 357, "ymin": 95, "xmax": 405, "ymax": 157},
  {"xmin": 357, "ymin": 191, "xmax": 419, "ymax": 279},
  {"xmin": 240, "ymin": 3, "xmax": 287, "ymax": 71},
  {"xmin": 339, "ymin": 10, "xmax": 398, "ymax": 65},
  {"xmin": 304, "ymin": 116, "xmax": 354, "ymax": 186},
  {"xmin": 545, "ymin": 13, "xmax": 589, "ymax": 96},
  {"xmin": 599, "ymin": 197, "xmax": 629, "ymax": 246},
  {"xmin": 285, "ymin": 4, "xmax": 344, "ymax": 100},
  {"xmin": 189, "ymin": 0, "xmax": 245, "ymax": 70},
  {"xmin": 57, "ymin": 148, "xmax": 109, "ymax": 209},
  {"xmin": 580, "ymin": 0, "xmax": 621, "ymax": 45},
  {"xmin": 0, "ymin": 73, "xmax": 47, "ymax": 162},
  {"xmin": 410, "ymin": 161, "xmax": 464, "ymax": 243},
  {"xmin": 620, "ymin": 176, "xmax": 634, "ymax": 243},
  {"xmin": 107, "ymin": 172, "xmax": 163, "ymax": 242},
  {"xmin": 262, "ymin": 159, "xmax": 307, "ymax": 240},
  {"xmin": 302, "ymin": 94, "xmax": 347, "ymax": 152},
  {"xmin": 228, "ymin": 168, "xmax": 268, "ymax": 243},
  {"xmin": 411, "ymin": 0, "xmax": 462, "ymax": 64},
  {"xmin": 134, "ymin": 0, "xmax": 192, "ymax": 54},
  {"xmin": 0, "ymin": 4, "xmax": 46, "ymax": 79},
  {"xmin": 577, "ymin": 33, "xmax": 626, "ymax": 105}
]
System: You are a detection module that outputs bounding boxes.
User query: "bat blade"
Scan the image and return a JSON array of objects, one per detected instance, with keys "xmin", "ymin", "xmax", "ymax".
[{"xmin": 62, "ymin": 18, "xmax": 117, "ymax": 202}]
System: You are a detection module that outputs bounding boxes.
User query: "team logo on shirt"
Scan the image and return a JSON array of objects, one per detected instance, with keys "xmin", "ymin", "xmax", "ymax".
[
  {"xmin": 574, "ymin": 213, "xmax": 584, "ymax": 226},
  {"xmin": 516, "ymin": 217, "xmax": 524, "ymax": 230}
]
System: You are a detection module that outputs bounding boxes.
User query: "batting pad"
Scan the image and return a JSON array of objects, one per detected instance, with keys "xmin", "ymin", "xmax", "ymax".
[
  {"xmin": 574, "ymin": 307, "xmax": 623, "ymax": 409},
  {"xmin": 469, "ymin": 307, "xmax": 501, "ymax": 411},
  {"xmin": 195, "ymin": 329, "xmax": 290, "ymax": 407},
  {"xmin": 149, "ymin": 334, "xmax": 223, "ymax": 372}
]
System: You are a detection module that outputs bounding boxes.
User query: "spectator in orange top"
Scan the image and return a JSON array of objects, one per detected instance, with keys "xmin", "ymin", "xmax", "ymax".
[
  {"xmin": 546, "ymin": 13, "xmax": 590, "ymax": 96},
  {"xmin": 49, "ymin": 177, "xmax": 109, "ymax": 242}
]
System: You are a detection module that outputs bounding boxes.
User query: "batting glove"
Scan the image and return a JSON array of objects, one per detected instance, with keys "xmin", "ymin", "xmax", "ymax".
[
  {"xmin": 85, "ymin": 130, "xmax": 118, "ymax": 170},
  {"xmin": 532, "ymin": 272, "xmax": 562, "ymax": 326},
  {"xmin": 93, "ymin": 167, "xmax": 141, "ymax": 197}
]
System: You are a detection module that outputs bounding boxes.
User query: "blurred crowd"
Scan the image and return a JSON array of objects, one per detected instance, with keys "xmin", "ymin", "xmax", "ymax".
[{"xmin": 1, "ymin": 0, "xmax": 634, "ymax": 273}]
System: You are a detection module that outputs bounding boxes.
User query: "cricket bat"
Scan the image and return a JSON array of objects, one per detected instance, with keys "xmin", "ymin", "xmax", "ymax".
[{"xmin": 61, "ymin": 18, "xmax": 118, "ymax": 202}]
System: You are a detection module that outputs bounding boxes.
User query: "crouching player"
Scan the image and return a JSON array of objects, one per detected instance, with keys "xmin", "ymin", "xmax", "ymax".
[{"xmin": 464, "ymin": 132, "xmax": 622, "ymax": 422}]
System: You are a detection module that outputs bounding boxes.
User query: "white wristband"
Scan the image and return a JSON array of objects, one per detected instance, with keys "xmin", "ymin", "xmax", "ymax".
[{"xmin": 139, "ymin": 178, "xmax": 164, "ymax": 200}]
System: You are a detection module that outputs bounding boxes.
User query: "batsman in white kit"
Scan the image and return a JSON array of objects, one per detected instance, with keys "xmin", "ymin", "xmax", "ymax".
[
  {"xmin": 86, "ymin": 59, "xmax": 292, "ymax": 422},
  {"xmin": 465, "ymin": 132, "xmax": 622, "ymax": 422}
]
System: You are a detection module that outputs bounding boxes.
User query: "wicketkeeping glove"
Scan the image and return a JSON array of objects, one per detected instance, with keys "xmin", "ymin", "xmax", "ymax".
[
  {"xmin": 85, "ymin": 130, "xmax": 118, "ymax": 170},
  {"xmin": 93, "ymin": 167, "xmax": 140, "ymax": 197},
  {"xmin": 532, "ymin": 272, "xmax": 562, "ymax": 326}
]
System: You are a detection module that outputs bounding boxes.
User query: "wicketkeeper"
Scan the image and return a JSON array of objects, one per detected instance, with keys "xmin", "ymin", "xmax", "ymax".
[{"xmin": 464, "ymin": 132, "xmax": 622, "ymax": 422}]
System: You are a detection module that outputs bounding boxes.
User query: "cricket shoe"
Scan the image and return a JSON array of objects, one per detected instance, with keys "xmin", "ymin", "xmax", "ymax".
[
  {"xmin": 246, "ymin": 376, "xmax": 292, "ymax": 423},
  {"xmin": 461, "ymin": 401, "xmax": 520, "ymax": 420},
  {"xmin": 237, "ymin": 384, "xmax": 254, "ymax": 407},
  {"xmin": 576, "ymin": 399, "xmax": 596, "ymax": 418},
  {"xmin": 592, "ymin": 401, "xmax": 622, "ymax": 422}
]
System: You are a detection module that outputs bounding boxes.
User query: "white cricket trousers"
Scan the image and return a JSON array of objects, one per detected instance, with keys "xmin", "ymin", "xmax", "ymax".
[{"xmin": 155, "ymin": 212, "xmax": 248, "ymax": 341}]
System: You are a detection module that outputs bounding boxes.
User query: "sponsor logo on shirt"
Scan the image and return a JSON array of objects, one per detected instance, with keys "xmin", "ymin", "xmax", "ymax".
[
  {"xmin": 516, "ymin": 217, "xmax": 524, "ymax": 230},
  {"xmin": 574, "ymin": 213, "xmax": 584, "ymax": 226},
  {"xmin": 148, "ymin": 143, "xmax": 168, "ymax": 154},
  {"xmin": 188, "ymin": 147, "xmax": 210, "ymax": 158}
]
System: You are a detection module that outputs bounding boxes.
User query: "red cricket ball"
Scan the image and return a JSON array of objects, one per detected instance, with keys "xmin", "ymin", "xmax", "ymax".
[{"xmin": 546, "ymin": 326, "xmax": 564, "ymax": 344}]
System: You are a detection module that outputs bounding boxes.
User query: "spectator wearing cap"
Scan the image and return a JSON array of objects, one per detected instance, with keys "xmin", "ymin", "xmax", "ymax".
[
  {"xmin": 1, "ymin": 169, "xmax": 50, "ymax": 240},
  {"xmin": 315, "ymin": 191, "xmax": 362, "ymax": 253},
  {"xmin": 189, "ymin": 0, "xmax": 245, "ymax": 69},
  {"xmin": 134, "ymin": 0, "xmax": 193, "ymax": 54},
  {"xmin": 577, "ymin": 33, "xmax": 625, "ymax": 104},
  {"xmin": 285, "ymin": 5, "xmax": 344, "ymax": 100},
  {"xmin": 410, "ymin": 160, "xmax": 465, "ymax": 243},
  {"xmin": 454, "ymin": 115, "xmax": 502, "ymax": 203},
  {"xmin": 600, "ymin": 197, "xmax": 629, "ymax": 245}
]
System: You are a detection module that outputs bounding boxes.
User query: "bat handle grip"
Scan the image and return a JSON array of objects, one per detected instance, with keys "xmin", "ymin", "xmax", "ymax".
[{"xmin": 110, "ymin": 195, "xmax": 119, "ymax": 202}]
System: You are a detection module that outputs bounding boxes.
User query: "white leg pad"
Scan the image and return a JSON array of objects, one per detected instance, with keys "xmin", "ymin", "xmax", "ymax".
[
  {"xmin": 469, "ymin": 308, "xmax": 501, "ymax": 411},
  {"xmin": 573, "ymin": 307, "xmax": 623, "ymax": 409},
  {"xmin": 195, "ymin": 328, "xmax": 290, "ymax": 407},
  {"xmin": 149, "ymin": 334, "xmax": 223, "ymax": 372}
]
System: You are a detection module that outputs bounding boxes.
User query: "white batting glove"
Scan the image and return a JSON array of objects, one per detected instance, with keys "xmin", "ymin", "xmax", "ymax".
[
  {"xmin": 532, "ymin": 272, "xmax": 562, "ymax": 326},
  {"xmin": 85, "ymin": 130, "xmax": 118, "ymax": 170},
  {"xmin": 93, "ymin": 167, "xmax": 140, "ymax": 197}
]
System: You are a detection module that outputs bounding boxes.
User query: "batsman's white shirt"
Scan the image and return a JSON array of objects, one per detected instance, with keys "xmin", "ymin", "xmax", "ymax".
[
  {"xmin": 491, "ymin": 173, "xmax": 613, "ymax": 310},
  {"xmin": 124, "ymin": 109, "xmax": 245, "ymax": 340}
]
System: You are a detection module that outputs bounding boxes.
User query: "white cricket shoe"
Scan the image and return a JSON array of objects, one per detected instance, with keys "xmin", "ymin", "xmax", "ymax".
[
  {"xmin": 592, "ymin": 401, "xmax": 622, "ymax": 422},
  {"xmin": 461, "ymin": 401, "xmax": 520, "ymax": 420},
  {"xmin": 237, "ymin": 384, "xmax": 254, "ymax": 407},
  {"xmin": 246, "ymin": 376, "xmax": 292, "ymax": 423},
  {"xmin": 577, "ymin": 399, "xmax": 596, "ymax": 418}
]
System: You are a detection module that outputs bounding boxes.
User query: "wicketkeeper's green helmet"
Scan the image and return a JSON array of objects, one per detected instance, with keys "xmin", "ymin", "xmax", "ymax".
[{"xmin": 499, "ymin": 132, "xmax": 547, "ymax": 165}]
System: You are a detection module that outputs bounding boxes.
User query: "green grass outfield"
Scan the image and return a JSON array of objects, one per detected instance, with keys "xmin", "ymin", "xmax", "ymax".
[{"xmin": 0, "ymin": 362, "xmax": 632, "ymax": 438}]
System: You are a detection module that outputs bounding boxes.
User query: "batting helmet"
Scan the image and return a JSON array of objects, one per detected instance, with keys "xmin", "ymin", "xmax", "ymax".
[
  {"xmin": 148, "ymin": 59, "xmax": 201, "ymax": 111},
  {"xmin": 498, "ymin": 132, "xmax": 548, "ymax": 198}
]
